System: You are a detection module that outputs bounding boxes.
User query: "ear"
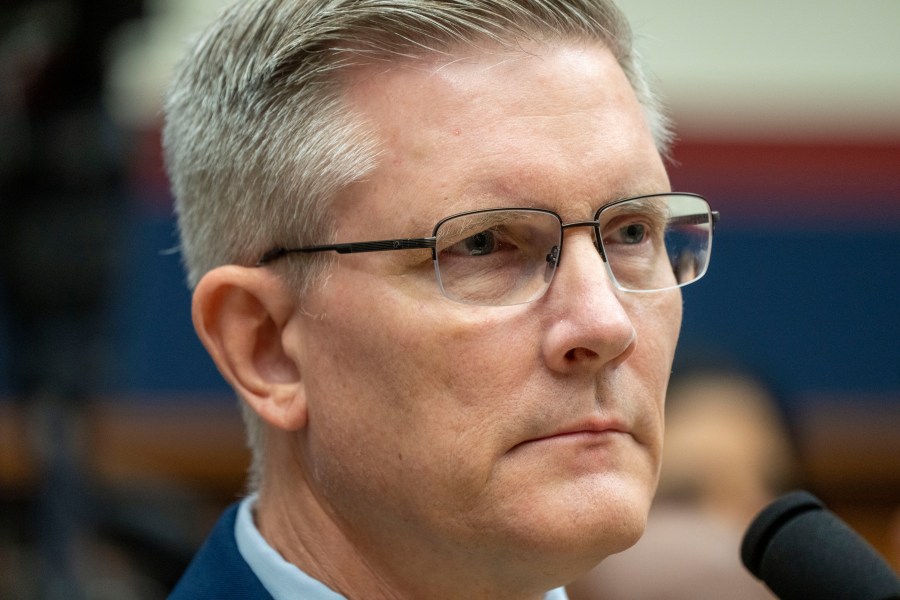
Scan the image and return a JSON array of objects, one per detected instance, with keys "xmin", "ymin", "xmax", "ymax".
[{"xmin": 192, "ymin": 265, "xmax": 307, "ymax": 431}]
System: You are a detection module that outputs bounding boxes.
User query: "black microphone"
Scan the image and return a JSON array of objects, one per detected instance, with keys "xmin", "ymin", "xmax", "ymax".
[{"xmin": 741, "ymin": 491, "xmax": 900, "ymax": 599}]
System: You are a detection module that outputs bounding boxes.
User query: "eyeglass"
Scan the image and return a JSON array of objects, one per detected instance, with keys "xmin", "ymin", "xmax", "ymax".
[{"xmin": 257, "ymin": 192, "xmax": 719, "ymax": 307}]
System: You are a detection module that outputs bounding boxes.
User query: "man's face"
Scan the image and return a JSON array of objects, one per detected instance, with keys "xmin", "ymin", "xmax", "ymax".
[{"xmin": 286, "ymin": 40, "xmax": 682, "ymax": 582}]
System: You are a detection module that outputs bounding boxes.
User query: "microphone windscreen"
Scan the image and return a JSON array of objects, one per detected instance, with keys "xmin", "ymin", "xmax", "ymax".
[{"xmin": 741, "ymin": 491, "xmax": 900, "ymax": 600}]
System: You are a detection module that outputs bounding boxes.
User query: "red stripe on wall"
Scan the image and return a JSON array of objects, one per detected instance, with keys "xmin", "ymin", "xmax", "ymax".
[{"xmin": 668, "ymin": 139, "xmax": 900, "ymax": 224}]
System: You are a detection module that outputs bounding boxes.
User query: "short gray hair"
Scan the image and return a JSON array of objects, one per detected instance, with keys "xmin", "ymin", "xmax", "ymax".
[{"xmin": 163, "ymin": 0, "xmax": 673, "ymax": 490}]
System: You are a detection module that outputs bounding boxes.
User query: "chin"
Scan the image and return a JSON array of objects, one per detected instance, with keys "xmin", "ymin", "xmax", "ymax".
[
  {"xmin": 519, "ymin": 474, "xmax": 655, "ymax": 565},
  {"xmin": 527, "ymin": 494, "xmax": 652, "ymax": 591},
  {"xmin": 585, "ymin": 481, "xmax": 652, "ymax": 557}
]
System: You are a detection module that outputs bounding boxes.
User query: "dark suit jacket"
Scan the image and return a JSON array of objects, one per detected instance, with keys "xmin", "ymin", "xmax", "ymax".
[{"xmin": 168, "ymin": 503, "xmax": 274, "ymax": 599}]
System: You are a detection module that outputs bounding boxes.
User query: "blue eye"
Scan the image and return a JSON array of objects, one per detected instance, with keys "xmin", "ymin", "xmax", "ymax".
[
  {"xmin": 463, "ymin": 230, "xmax": 497, "ymax": 255},
  {"xmin": 619, "ymin": 223, "xmax": 646, "ymax": 244}
]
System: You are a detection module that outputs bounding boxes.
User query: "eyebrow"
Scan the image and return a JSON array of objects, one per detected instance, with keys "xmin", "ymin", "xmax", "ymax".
[
  {"xmin": 436, "ymin": 209, "xmax": 528, "ymax": 239},
  {"xmin": 600, "ymin": 196, "xmax": 668, "ymax": 220}
]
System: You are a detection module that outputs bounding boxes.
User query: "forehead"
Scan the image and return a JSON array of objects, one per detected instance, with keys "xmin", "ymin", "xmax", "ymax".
[{"xmin": 333, "ymin": 39, "xmax": 666, "ymax": 233}]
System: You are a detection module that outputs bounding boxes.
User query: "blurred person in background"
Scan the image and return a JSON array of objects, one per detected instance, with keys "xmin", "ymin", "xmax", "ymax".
[
  {"xmin": 568, "ymin": 365, "xmax": 799, "ymax": 600},
  {"xmin": 162, "ymin": 0, "xmax": 718, "ymax": 598}
]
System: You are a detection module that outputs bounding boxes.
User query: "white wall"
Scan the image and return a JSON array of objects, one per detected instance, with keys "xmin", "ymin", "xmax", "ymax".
[
  {"xmin": 107, "ymin": 0, "xmax": 900, "ymax": 140},
  {"xmin": 618, "ymin": 0, "xmax": 900, "ymax": 140}
]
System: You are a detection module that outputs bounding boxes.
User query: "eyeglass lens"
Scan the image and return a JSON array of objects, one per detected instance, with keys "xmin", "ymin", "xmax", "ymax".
[{"xmin": 433, "ymin": 194, "xmax": 713, "ymax": 306}]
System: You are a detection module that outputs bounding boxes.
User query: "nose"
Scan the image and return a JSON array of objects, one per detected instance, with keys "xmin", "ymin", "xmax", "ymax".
[{"xmin": 540, "ymin": 229, "xmax": 636, "ymax": 374}]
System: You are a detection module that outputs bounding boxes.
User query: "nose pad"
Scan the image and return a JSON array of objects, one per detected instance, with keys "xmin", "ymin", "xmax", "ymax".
[
  {"xmin": 546, "ymin": 246, "xmax": 560, "ymax": 267},
  {"xmin": 544, "ymin": 245, "xmax": 560, "ymax": 283}
]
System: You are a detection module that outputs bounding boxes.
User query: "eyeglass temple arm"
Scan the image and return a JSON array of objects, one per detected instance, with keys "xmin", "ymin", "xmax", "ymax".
[{"xmin": 257, "ymin": 237, "xmax": 437, "ymax": 265}]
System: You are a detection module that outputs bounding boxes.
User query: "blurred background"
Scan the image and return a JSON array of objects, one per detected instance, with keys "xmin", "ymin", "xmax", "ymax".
[{"xmin": 0, "ymin": 0, "xmax": 897, "ymax": 598}]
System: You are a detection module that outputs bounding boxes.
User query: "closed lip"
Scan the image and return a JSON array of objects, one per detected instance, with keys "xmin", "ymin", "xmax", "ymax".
[{"xmin": 512, "ymin": 417, "xmax": 630, "ymax": 450}]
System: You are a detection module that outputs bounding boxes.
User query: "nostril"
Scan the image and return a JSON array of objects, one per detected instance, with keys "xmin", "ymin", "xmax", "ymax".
[{"xmin": 565, "ymin": 347, "xmax": 599, "ymax": 362}]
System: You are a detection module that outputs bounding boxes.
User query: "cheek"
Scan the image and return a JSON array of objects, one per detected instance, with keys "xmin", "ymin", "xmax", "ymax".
[
  {"xmin": 299, "ymin": 305, "xmax": 544, "ymax": 544},
  {"xmin": 631, "ymin": 290, "xmax": 682, "ymax": 376},
  {"xmin": 306, "ymin": 299, "xmax": 528, "ymax": 406},
  {"xmin": 301, "ymin": 299, "xmax": 534, "ymax": 473}
]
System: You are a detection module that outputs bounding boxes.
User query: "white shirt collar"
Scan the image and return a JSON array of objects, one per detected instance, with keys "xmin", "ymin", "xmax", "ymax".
[
  {"xmin": 235, "ymin": 494, "xmax": 347, "ymax": 600},
  {"xmin": 235, "ymin": 494, "xmax": 569, "ymax": 600}
]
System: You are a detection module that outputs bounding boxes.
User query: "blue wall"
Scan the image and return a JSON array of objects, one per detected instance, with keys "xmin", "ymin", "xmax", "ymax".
[{"xmin": 678, "ymin": 227, "xmax": 900, "ymax": 402}]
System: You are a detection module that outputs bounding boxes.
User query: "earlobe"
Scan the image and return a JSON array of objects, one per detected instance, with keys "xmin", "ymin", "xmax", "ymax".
[{"xmin": 192, "ymin": 266, "xmax": 308, "ymax": 431}]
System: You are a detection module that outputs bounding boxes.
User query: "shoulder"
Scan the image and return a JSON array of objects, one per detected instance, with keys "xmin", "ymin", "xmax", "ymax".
[{"xmin": 168, "ymin": 503, "xmax": 273, "ymax": 600}]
